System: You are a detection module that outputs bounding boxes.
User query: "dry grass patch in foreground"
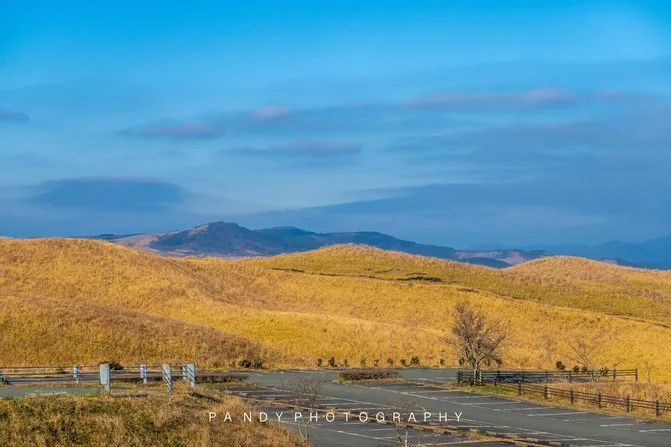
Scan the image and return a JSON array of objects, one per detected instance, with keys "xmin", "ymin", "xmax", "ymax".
[{"xmin": 0, "ymin": 392, "xmax": 300, "ymax": 447}]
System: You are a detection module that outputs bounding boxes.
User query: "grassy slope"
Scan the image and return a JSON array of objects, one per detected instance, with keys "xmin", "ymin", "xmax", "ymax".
[
  {"xmin": 251, "ymin": 245, "xmax": 671, "ymax": 324},
  {"xmin": 1, "ymin": 239, "xmax": 671, "ymax": 383},
  {"xmin": 0, "ymin": 392, "xmax": 300, "ymax": 446}
]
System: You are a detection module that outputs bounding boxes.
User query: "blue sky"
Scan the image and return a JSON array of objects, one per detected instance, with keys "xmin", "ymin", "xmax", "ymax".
[{"xmin": 1, "ymin": 1, "xmax": 670, "ymax": 247}]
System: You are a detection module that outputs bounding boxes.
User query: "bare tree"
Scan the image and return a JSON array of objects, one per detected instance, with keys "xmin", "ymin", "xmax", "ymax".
[
  {"xmin": 641, "ymin": 358, "xmax": 655, "ymax": 384},
  {"xmin": 536, "ymin": 332, "xmax": 558, "ymax": 370},
  {"xmin": 283, "ymin": 373, "xmax": 327, "ymax": 444},
  {"xmin": 451, "ymin": 302, "xmax": 508, "ymax": 378},
  {"xmin": 567, "ymin": 329, "xmax": 608, "ymax": 381},
  {"xmin": 387, "ymin": 395, "xmax": 425, "ymax": 447}
]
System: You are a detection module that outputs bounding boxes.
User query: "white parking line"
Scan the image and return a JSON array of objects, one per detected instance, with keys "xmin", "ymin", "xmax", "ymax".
[
  {"xmin": 504, "ymin": 406, "xmax": 548, "ymax": 410},
  {"xmin": 462, "ymin": 401, "xmax": 524, "ymax": 406},
  {"xmin": 526, "ymin": 411, "xmax": 587, "ymax": 417}
]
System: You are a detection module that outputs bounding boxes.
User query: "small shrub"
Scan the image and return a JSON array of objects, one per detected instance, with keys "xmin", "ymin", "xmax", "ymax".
[
  {"xmin": 359, "ymin": 358, "xmax": 366, "ymax": 368},
  {"xmin": 238, "ymin": 359, "xmax": 252, "ymax": 368},
  {"xmin": 100, "ymin": 361, "xmax": 124, "ymax": 371},
  {"xmin": 573, "ymin": 365, "xmax": 580, "ymax": 373},
  {"xmin": 556, "ymin": 360, "xmax": 566, "ymax": 371},
  {"xmin": 386, "ymin": 358, "xmax": 394, "ymax": 367},
  {"xmin": 343, "ymin": 359, "xmax": 350, "ymax": 368},
  {"xmin": 252, "ymin": 358, "xmax": 264, "ymax": 369},
  {"xmin": 439, "ymin": 358, "xmax": 445, "ymax": 366},
  {"xmin": 400, "ymin": 359, "xmax": 407, "ymax": 367},
  {"xmin": 328, "ymin": 357, "xmax": 336, "ymax": 367},
  {"xmin": 410, "ymin": 356, "xmax": 420, "ymax": 366},
  {"xmin": 373, "ymin": 359, "xmax": 380, "ymax": 367},
  {"xmin": 197, "ymin": 373, "xmax": 248, "ymax": 384},
  {"xmin": 317, "ymin": 358, "xmax": 323, "ymax": 368}
]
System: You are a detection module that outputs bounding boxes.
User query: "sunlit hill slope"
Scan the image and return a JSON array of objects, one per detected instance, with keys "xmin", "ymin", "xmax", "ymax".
[{"xmin": 1, "ymin": 238, "xmax": 670, "ymax": 382}]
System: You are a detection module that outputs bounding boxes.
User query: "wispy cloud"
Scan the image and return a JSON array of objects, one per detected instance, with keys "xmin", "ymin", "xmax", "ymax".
[
  {"xmin": 401, "ymin": 89, "xmax": 578, "ymax": 109},
  {"xmin": 392, "ymin": 103, "xmax": 671, "ymax": 163},
  {"xmin": 119, "ymin": 88, "xmax": 654, "ymax": 142},
  {"xmin": 250, "ymin": 106, "xmax": 291, "ymax": 120},
  {"xmin": 120, "ymin": 120, "xmax": 227, "ymax": 140},
  {"xmin": 31, "ymin": 177, "xmax": 186, "ymax": 211},
  {"xmin": 0, "ymin": 109, "xmax": 30, "ymax": 122},
  {"xmin": 233, "ymin": 139, "xmax": 362, "ymax": 158}
]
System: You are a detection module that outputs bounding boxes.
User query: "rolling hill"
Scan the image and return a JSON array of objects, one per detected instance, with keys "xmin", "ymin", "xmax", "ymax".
[{"xmin": 1, "ymin": 238, "xmax": 670, "ymax": 383}]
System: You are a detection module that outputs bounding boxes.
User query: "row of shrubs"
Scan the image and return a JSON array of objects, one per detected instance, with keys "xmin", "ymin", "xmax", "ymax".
[
  {"xmin": 317, "ymin": 356, "xmax": 435, "ymax": 368},
  {"xmin": 336, "ymin": 370, "xmax": 400, "ymax": 382},
  {"xmin": 555, "ymin": 361, "xmax": 612, "ymax": 375}
]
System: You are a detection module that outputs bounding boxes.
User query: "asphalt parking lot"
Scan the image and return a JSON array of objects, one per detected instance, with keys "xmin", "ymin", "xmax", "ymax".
[
  {"xmin": 3, "ymin": 368, "xmax": 670, "ymax": 446},
  {"xmin": 231, "ymin": 370, "xmax": 671, "ymax": 447},
  {"xmin": 260, "ymin": 404, "xmax": 513, "ymax": 447}
]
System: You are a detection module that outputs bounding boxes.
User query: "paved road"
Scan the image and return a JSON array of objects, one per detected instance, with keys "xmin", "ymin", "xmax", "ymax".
[
  {"xmin": 0, "ymin": 386, "xmax": 101, "ymax": 398},
  {"xmin": 231, "ymin": 369, "xmax": 671, "ymax": 447}
]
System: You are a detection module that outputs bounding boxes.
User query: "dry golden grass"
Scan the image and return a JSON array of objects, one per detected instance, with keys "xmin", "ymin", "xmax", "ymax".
[
  {"xmin": 0, "ymin": 391, "xmax": 300, "ymax": 446},
  {"xmin": 251, "ymin": 245, "xmax": 671, "ymax": 323},
  {"xmin": 1, "ymin": 238, "xmax": 671, "ymax": 384}
]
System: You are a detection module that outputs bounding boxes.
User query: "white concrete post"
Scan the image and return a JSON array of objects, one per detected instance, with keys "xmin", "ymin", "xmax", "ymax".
[
  {"xmin": 185, "ymin": 363, "xmax": 196, "ymax": 388},
  {"xmin": 73, "ymin": 365, "xmax": 80, "ymax": 384},
  {"xmin": 140, "ymin": 364, "xmax": 148, "ymax": 384},
  {"xmin": 162, "ymin": 364, "xmax": 173, "ymax": 394},
  {"xmin": 99, "ymin": 363, "xmax": 111, "ymax": 393}
]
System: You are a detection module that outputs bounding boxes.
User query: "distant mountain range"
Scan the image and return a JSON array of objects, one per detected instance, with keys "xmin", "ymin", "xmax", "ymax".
[
  {"xmin": 93, "ymin": 221, "xmax": 671, "ymax": 269},
  {"xmin": 532, "ymin": 236, "xmax": 671, "ymax": 269},
  {"xmin": 99, "ymin": 221, "xmax": 548, "ymax": 267}
]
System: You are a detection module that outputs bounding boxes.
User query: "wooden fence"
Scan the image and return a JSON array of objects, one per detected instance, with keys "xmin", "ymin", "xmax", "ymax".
[
  {"xmin": 499, "ymin": 381, "xmax": 671, "ymax": 417},
  {"xmin": 457, "ymin": 368, "xmax": 638, "ymax": 384}
]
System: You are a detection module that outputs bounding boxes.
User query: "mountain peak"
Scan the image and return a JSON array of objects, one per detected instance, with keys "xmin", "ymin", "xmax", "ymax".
[{"xmin": 107, "ymin": 221, "xmax": 549, "ymax": 266}]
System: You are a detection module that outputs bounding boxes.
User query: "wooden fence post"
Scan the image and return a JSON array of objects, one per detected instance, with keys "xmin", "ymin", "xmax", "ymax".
[
  {"xmin": 162, "ymin": 364, "xmax": 173, "ymax": 394},
  {"xmin": 568, "ymin": 371, "xmax": 572, "ymax": 383},
  {"xmin": 656, "ymin": 400, "xmax": 661, "ymax": 417},
  {"xmin": 625, "ymin": 395, "xmax": 631, "ymax": 413},
  {"xmin": 613, "ymin": 368, "xmax": 616, "ymax": 382},
  {"xmin": 457, "ymin": 371, "xmax": 462, "ymax": 384},
  {"xmin": 544, "ymin": 385, "xmax": 548, "ymax": 400},
  {"xmin": 518, "ymin": 381, "xmax": 522, "ymax": 396},
  {"xmin": 597, "ymin": 393, "xmax": 602, "ymax": 408},
  {"xmin": 635, "ymin": 369, "xmax": 639, "ymax": 382},
  {"xmin": 99, "ymin": 363, "xmax": 111, "ymax": 393},
  {"xmin": 570, "ymin": 389, "xmax": 574, "ymax": 404}
]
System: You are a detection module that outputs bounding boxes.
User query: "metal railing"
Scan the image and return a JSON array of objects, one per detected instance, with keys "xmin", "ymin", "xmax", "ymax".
[{"xmin": 0, "ymin": 363, "xmax": 247, "ymax": 392}]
